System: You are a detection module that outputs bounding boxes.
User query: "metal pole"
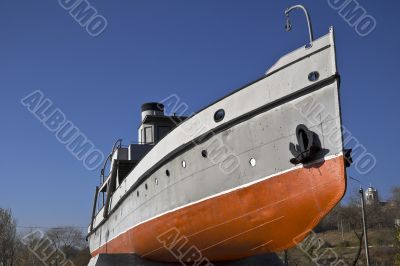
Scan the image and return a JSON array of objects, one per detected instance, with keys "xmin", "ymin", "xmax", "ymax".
[
  {"xmin": 284, "ymin": 250, "xmax": 288, "ymax": 265},
  {"xmin": 284, "ymin": 5, "xmax": 314, "ymax": 46},
  {"xmin": 359, "ymin": 187, "xmax": 370, "ymax": 266},
  {"xmin": 341, "ymin": 219, "xmax": 344, "ymax": 241}
]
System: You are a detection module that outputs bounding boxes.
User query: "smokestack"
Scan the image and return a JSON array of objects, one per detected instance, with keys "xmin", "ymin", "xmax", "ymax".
[{"xmin": 141, "ymin": 102, "xmax": 164, "ymax": 121}]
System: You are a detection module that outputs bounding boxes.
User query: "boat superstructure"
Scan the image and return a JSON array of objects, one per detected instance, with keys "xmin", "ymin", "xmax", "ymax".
[{"xmin": 87, "ymin": 7, "xmax": 348, "ymax": 262}]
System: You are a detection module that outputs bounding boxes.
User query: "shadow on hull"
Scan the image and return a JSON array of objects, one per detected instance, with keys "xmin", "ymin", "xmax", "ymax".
[{"xmin": 88, "ymin": 253, "xmax": 284, "ymax": 266}]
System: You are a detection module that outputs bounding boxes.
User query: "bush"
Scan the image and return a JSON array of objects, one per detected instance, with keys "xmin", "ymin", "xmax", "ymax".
[
  {"xmin": 337, "ymin": 240, "xmax": 351, "ymax": 248},
  {"xmin": 395, "ymin": 228, "xmax": 400, "ymax": 265}
]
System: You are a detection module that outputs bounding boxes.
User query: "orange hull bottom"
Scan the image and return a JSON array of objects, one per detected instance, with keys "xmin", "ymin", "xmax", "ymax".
[{"xmin": 92, "ymin": 155, "xmax": 346, "ymax": 262}]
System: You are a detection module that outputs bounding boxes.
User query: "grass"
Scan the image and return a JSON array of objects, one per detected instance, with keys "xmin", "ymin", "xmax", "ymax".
[{"xmin": 277, "ymin": 228, "xmax": 399, "ymax": 265}]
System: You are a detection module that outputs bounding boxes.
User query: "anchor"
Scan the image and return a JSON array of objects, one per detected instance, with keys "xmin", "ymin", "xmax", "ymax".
[{"xmin": 289, "ymin": 124, "xmax": 321, "ymax": 164}]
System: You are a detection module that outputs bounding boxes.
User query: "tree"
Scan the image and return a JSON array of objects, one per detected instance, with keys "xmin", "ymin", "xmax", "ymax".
[
  {"xmin": 72, "ymin": 247, "xmax": 91, "ymax": 266},
  {"xmin": 395, "ymin": 228, "xmax": 400, "ymax": 266},
  {"xmin": 391, "ymin": 187, "xmax": 400, "ymax": 205},
  {"xmin": 16, "ymin": 229, "xmax": 46, "ymax": 266},
  {"xmin": 16, "ymin": 227, "xmax": 89, "ymax": 266},
  {"xmin": 46, "ymin": 226, "xmax": 86, "ymax": 259},
  {"xmin": 0, "ymin": 208, "xmax": 17, "ymax": 266}
]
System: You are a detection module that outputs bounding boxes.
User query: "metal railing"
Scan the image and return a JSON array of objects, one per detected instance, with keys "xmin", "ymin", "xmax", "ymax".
[{"xmin": 100, "ymin": 138, "xmax": 122, "ymax": 182}]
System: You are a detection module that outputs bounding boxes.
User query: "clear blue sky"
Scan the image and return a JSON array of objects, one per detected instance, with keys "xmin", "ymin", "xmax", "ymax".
[{"xmin": 0, "ymin": 1, "xmax": 399, "ymax": 228}]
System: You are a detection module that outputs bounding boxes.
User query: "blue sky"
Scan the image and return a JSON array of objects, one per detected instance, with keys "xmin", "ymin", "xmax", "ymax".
[{"xmin": 0, "ymin": 1, "xmax": 399, "ymax": 228}]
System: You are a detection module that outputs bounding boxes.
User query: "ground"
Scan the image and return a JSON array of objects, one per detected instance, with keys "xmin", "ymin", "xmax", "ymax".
[{"xmin": 278, "ymin": 229, "xmax": 399, "ymax": 266}]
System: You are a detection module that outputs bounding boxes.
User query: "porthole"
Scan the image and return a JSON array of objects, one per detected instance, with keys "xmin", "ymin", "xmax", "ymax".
[
  {"xmin": 214, "ymin": 109, "xmax": 225, "ymax": 123},
  {"xmin": 166, "ymin": 170, "xmax": 170, "ymax": 177},
  {"xmin": 182, "ymin": 160, "xmax": 187, "ymax": 168},
  {"xmin": 155, "ymin": 178, "xmax": 158, "ymax": 185},
  {"xmin": 249, "ymin": 158, "xmax": 256, "ymax": 167},
  {"xmin": 145, "ymin": 183, "xmax": 148, "ymax": 190},
  {"xmin": 308, "ymin": 71, "xmax": 320, "ymax": 82},
  {"xmin": 201, "ymin": 150, "xmax": 208, "ymax": 158}
]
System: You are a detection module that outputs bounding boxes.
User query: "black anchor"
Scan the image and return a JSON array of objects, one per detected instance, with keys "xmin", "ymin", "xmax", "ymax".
[{"xmin": 289, "ymin": 124, "xmax": 321, "ymax": 165}]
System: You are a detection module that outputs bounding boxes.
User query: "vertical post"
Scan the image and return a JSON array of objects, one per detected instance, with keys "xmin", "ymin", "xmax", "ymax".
[
  {"xmin": 284, "ymin": 250, "xmax": 288, "ymax": 265},
  {"xmin": 90, "ymin": 186, "xmax": 99, "ymax": 231},
  {"xmin": 359, "ymin": 187, "xmax": 370, "ymax": 266},
  {"xmin": 341, "ymin": 219, "xmax": 344, "ymax": 241}
]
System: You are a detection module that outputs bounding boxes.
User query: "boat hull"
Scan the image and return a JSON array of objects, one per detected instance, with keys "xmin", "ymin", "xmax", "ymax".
[{"xmin": 91, "ymin": 154, "xmax": 345, "ymax": 261}]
